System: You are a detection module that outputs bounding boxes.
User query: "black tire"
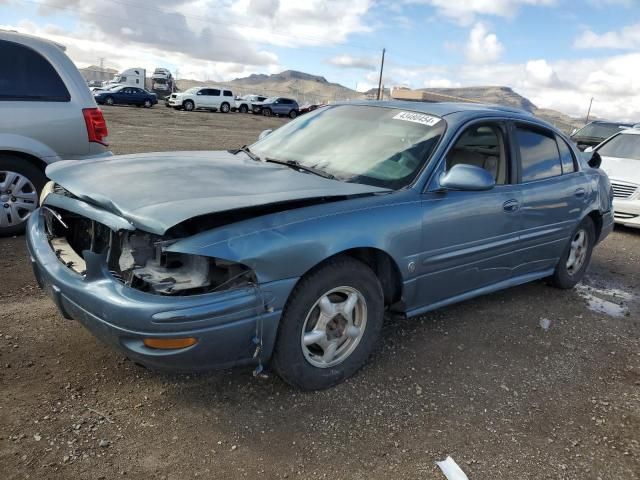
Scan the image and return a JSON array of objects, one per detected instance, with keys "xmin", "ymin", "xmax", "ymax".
[
  {"xmin": 262, "ymin": 108, "xmax": 272, "ymax": 117},
  {"xmin": 0, "ymin": 154, "xmax": 47, "ymax": 237},
  {"xmin": 289, "ymin": 109, "xmax": 298, "ymax": 119},
  {"xmin": 239, "ymin": 104, "xmax": 248, "ymax": 114},
  {"xmin": 104, "ymin": 96, "xmax": 115, "ymax": 106},
  {"xmin": 550, "ymin": 216, "xmax": 595, "ymax": 289},
  {"xmin": 272, "ymin": 257, "xmax": 384, "ymax": 390},
  {"xmin": 183, "ymin": 100, "xmax": 195, "ymax": 111},
  {"xmin": 220, "ymin": 102, "xmax": 230, "ymax": 113},
  {"xmin": 143, "ymin": 99, "xmax": 153, "ymax": 108}
]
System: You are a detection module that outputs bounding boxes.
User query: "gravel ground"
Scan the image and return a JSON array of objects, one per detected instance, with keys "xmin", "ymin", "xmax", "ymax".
[{"xmin": 1, "ymin": 105, "xmax": 639, "ymax": 479}]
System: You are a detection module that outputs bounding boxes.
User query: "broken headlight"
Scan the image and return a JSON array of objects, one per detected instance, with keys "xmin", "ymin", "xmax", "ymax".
[{"xmin": 117, "ymin": 233, "xmax": 255, "ymax": 295}]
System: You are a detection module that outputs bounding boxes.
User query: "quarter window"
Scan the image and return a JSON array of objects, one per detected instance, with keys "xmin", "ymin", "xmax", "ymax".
[
  {"xmin": 516, "ymin": 127, "xmax": 562, "ymax": 182},
  {"xmin": 556, "ymin": 136, "xmax": 576, "ymax": 173},
  {"xmin": 223, "ymin": 90, "xmax": 233, "ymax": 97},
  {"xmin": 0, "ymin": 39, "xmax": 70, "ymax": 102}
]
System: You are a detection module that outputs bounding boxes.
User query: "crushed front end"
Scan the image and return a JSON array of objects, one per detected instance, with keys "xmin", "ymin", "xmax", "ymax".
[{"xmin": 26, "ymin": 186, "xmax": 292, "ymax": 371}]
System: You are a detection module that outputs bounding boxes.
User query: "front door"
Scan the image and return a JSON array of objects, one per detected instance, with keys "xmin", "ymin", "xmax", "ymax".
[{"xmin": 415, "ymin": 121, "xmax": 523, "ymax": 308}]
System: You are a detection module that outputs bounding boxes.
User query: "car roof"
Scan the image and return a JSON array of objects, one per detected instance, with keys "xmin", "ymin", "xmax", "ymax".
[
  {"xmin": 588, "ymin": 120, "xmax": 634, "ymax": 126},
  {"xmin": 345, "ymin": 100, "xmax": 533, "ymax": 117},
  {"xmin": 616, "ymin": 127, "xmax": 640, "ymax": 135},
  {"xmin": 0, "ymin": 29, "xmax": 66, "ymax": 51}
]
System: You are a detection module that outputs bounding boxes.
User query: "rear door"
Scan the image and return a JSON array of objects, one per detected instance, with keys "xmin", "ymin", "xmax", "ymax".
[
  {"xmin": 416, "ymin": 120, "xmax": 523, "ymax": 307},
  {"xmin": 511, "ymin": 122, "xmax": 585, "ymax": 276},
  {"xmin": 209, "ymin": 88, "xmax": 222, "ymax": 108}
]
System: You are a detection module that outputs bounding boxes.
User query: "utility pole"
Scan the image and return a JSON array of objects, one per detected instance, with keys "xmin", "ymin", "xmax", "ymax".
[
  {"xmin": 376, "ymin": 48, "xmax": 385, "ymax": 101},
  {"xmin": 585, "ymin": 97, "xmax": 594, "ymax": 125}
]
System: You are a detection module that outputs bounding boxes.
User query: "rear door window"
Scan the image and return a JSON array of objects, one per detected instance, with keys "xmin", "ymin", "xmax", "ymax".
[
  {"xmin": 556, "ymin": 136, "xmax": 576, "ymax": 173},
  {"xmin": 515, "ymin": 126, "xmax": 563, "ymax": 182},
  {"xmin": 210, "ymin": 89, "xmax": 221, "ymax": 96},
  {"xmin": 0, "ymin": 39, "xmax": 70, "ymax": 102}
]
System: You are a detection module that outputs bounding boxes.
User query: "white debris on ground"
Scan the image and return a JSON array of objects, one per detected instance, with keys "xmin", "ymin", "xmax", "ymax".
[
  {"xmin": 576, "ymin": 283, "xmax": 634, "ymax": 318},
  {"xmin": 436, "ymin": 456, "xmax": 469, "ymax": 480},
  {"xmin": 539, "ymin": 318, "xmax": 552, "ymax": 331}
]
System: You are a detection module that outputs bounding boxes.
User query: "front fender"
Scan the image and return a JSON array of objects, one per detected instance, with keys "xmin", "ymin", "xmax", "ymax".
[{"xmin": 166, "ymin": 191, "xmax": 423, "ymax": 284}]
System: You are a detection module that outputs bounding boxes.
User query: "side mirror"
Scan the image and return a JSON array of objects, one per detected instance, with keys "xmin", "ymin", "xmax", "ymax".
[
  {"xmin": 439, "ymin": 164, "xmax": 495, "ymax": 191},
  {"xmin": 584, "ymin": 146, "xmax": 594, "ymax": 153},
  {"xmin": 588, "ymin": 151, "xmax": 602, "ymax": 169},
  {"xmin": 258, "ymin": 129, "xmax": 272, "ymax": 140}
]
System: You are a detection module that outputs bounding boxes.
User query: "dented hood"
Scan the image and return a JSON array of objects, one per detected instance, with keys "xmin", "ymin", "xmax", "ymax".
[{"xmin": 46, "ymin": 151, "xmax": 389, "ymax": 235}]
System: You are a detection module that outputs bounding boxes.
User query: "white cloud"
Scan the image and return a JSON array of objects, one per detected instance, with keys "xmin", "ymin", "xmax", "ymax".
[
  {"xmin": 327, "ymin": 54, "xmax": 377, "ymax": 70},
  {"xmin": 465, "ymin": 23, "xmax": 504, "ymax": 64},
  {"xmin": 407, "ymin": 0, "xmax": 556, "ymax": 25},
  {"xmin": 574, "ymin": 22, "xmax": 640, "ymax": 49}
]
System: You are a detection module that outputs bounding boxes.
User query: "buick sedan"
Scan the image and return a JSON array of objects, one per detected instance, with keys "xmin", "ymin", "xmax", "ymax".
[{"xmin": 27, "ymin": 102, "xmax": 614, "ymax": 390}]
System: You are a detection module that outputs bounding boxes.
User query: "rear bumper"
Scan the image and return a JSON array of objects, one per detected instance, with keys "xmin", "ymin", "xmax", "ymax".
[
  {"xmin": 26, "ymin": 210, "xmax": 296, "ymax": 372},
  {"xmin": 613, "ymin": 198, "xmax": 640, "ymax": 229}
]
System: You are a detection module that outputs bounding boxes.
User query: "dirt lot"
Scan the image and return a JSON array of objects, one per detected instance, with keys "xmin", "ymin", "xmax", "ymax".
[{"xmin": 1, "ymin": 105, "xmax": 639, "ymax": 479}]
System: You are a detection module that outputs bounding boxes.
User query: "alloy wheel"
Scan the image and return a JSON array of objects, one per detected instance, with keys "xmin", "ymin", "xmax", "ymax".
[
  {"xmin": 300, "ymin": 286, "xmax": 368, "ymax": 368},
  {"xmin": 0, "ymin": 171, "xmax": 37, "ymax": 228},
  {"xmin": 566, "ymin": 229, "xmax": 588, "ymax": 275}
]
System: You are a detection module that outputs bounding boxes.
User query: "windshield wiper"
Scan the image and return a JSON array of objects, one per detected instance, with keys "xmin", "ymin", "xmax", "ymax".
[
  {"xmin": 264, "ymin": 157, "xmax": 335, "ymax": 180},
  {"xmin": 229, "ymin": 145, "xmax": 260, "ymax": 162}
]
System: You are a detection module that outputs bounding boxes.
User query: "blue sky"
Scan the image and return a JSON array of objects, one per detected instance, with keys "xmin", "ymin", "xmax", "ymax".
[{"xmin": 1, "ymin": 0, "xmax": 639, "ymax": 119}]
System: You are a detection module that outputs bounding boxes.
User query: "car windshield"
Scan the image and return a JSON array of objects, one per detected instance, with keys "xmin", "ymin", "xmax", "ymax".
[
  {"xmin": 574, "ymin": 123, "xmax": 628, "ymax": 140},
  {"xmin": 185, "ymin": 87, "xmax": 199, "ymax": 94},
  {"xmin": 263, "ymin": 97, "xmax": 277, "ymax": 103},
  {"xmin": 598, "ymin": 133, "xmax": 640, "ymax": 160},
  {"xmin": 250, "ymin": 105, "xmax": 446, "ymax": 189}
]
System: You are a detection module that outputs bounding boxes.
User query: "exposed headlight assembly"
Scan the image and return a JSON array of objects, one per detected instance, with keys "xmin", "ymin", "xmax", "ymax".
[{"xmin": 117, "ymin": 233, "xmax": 255, "ymax": 295}]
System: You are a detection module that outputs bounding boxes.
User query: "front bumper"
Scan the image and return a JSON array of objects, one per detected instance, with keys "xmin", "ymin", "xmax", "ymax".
[
  {"xmin": 26, "ymin": 210, "xmax": 296, "ymax": 372},
  {"xmin": 613, "ymin": 198, "xmax": 640, "ymax": 229}
]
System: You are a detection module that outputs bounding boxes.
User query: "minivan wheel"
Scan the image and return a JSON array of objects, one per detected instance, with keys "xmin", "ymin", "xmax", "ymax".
[
  {"xmin": 104, "ymin": 96, "xmax": 115, "ymax": 106},
  {"xmin": 272, "ymin": 257, "xmax": 384, "ymax": 390},
  {"xmin": 183, "ymin": 100, "xmax": 195, "ymax": 111},
  {"xmin": 220, "ymin": 102, "xmax": 230, "ymax": 113},
  {"xmin": 289, "ymin": 110, "xmax": 298, "ymax": 119},
  {"xmin": 0, "ymin": 155, "xmax": 47, "ymax": 237},
  {"xmin": 262, "ymin": 108, "xmax": 272, "ymax": 117},
  {"xmin": 550, "ymin": 216, "xmax": 595, "ymax": 289},
  {"xmin": 239, "ymin": 104, "xmax": 248, "ymax": 114}
]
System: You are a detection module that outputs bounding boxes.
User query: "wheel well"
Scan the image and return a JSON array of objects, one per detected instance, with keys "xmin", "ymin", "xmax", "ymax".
[
  {"xmin": 0, "ymin": 150, "xmax": 47, "ymax": 174},
  {"xmin": 311, "ymin": 248, "xmax": 403, "ymax": 307},
  {"xmin": 588, "ymin": 210, "xmax": 603, "ymax": 241}
]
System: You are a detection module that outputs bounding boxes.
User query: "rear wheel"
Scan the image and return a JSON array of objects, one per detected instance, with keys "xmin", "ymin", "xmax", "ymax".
[
  {"xmin": 239, "ymin": 104, "xmax": 248, "ymax": 114},
  {"xmin": 272, "ymin": 257, "xmax": 384, "ymax": 390},
  {"xmin": 143, "ymin": 99, "xmax": 153, "ymax": 108},
  {"xmin": 183, "ymin": 100, "xmax": 195, "ymax": 111},
  {"xmin": 0, "ymin": 155, "xmax": 46, "ymax": 237},
  {"xmin": 550, "ymin": 216, "xmax": 595, "ymax": 289},
  {"xmin": 262, "ymin": 108, "xmax": 272, "ymax": 117},
  {"xmin": 220, "ymin": 102, "xmax": 230, "ymax": 113}
]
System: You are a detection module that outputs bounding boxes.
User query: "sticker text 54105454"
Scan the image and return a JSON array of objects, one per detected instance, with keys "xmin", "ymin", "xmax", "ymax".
[{"xmin": 392, "ymin": 111, "xmax": 441, "ymax": 127}]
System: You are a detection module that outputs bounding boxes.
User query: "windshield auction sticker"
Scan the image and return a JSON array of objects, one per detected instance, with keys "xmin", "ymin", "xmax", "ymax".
[{"xmin": 393, "ymin": 111, "xmax": 441, "ymax": 126}]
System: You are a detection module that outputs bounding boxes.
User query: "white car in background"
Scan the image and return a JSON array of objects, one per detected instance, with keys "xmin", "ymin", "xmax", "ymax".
[
  {"xmin": 591, "ymin": 128, "xmax": 640, "ymax": 228},
  {"xmin": 167, "ymin": 86, "xmax": 234, "ymax": 113},
  {"xmin": 234, "ymin": 94, "xmax": 267, "ymax": 113}
]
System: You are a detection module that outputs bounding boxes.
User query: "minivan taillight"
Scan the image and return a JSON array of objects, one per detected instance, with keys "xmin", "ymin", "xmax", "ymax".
[{"xmin": 82, "ymin": 108, "xmax": 109, "ymax": 146}]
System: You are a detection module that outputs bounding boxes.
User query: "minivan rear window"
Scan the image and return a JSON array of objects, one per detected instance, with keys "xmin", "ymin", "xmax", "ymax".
[{"xmin": 0, "ymin": 40, "xmax": 71, "ymax": 102}]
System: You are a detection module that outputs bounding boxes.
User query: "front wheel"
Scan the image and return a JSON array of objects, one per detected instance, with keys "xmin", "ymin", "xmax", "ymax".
[
  {"xmin": 272, "ymin": 257, "xmax": 384, "ymax": 390},
  {"xmin": 289, "ymin": 110, "xmax": 298, "ymax": 119},
  {"xmin": 550, "ymin": 216, "xmax": 595, "ymax": 289},
  {"xmin": 143, "ymin": 99, "xmax": 153, "ymax": 108},
  {"xmin": 239, "ymin": 104, "xmax": 248, "ymax": 114},
  {"xmin": 104, "ymin": 96, "xmax": 115, "ymax": 106},
  {"xmin": 262, "ymin": 108, "xmax": 272, "ymax": 117},
  {"xmin": 183, "ymin": 100, "xmax": 195, "ymax": 111},
  {"xmin": 0, "ymin": 155, "xmax": 46, "ymax": 237}
]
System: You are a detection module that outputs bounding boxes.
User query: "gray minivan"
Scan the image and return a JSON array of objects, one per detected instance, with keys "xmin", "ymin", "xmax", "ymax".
[{"xmin": 0, "ymin": 30, "xmax": 112, "ymax": 236}]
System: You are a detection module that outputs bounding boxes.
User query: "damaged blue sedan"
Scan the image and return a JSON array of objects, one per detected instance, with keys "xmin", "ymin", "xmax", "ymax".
[{"xmin": 27, "ymin": 102, "xmax": 614, "ymax": 390}]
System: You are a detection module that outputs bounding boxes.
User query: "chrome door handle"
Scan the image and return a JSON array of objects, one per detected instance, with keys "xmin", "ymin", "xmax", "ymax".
[{"xmin": 503, "ymin": 199, "xmax": 520, "ymax": 212}]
